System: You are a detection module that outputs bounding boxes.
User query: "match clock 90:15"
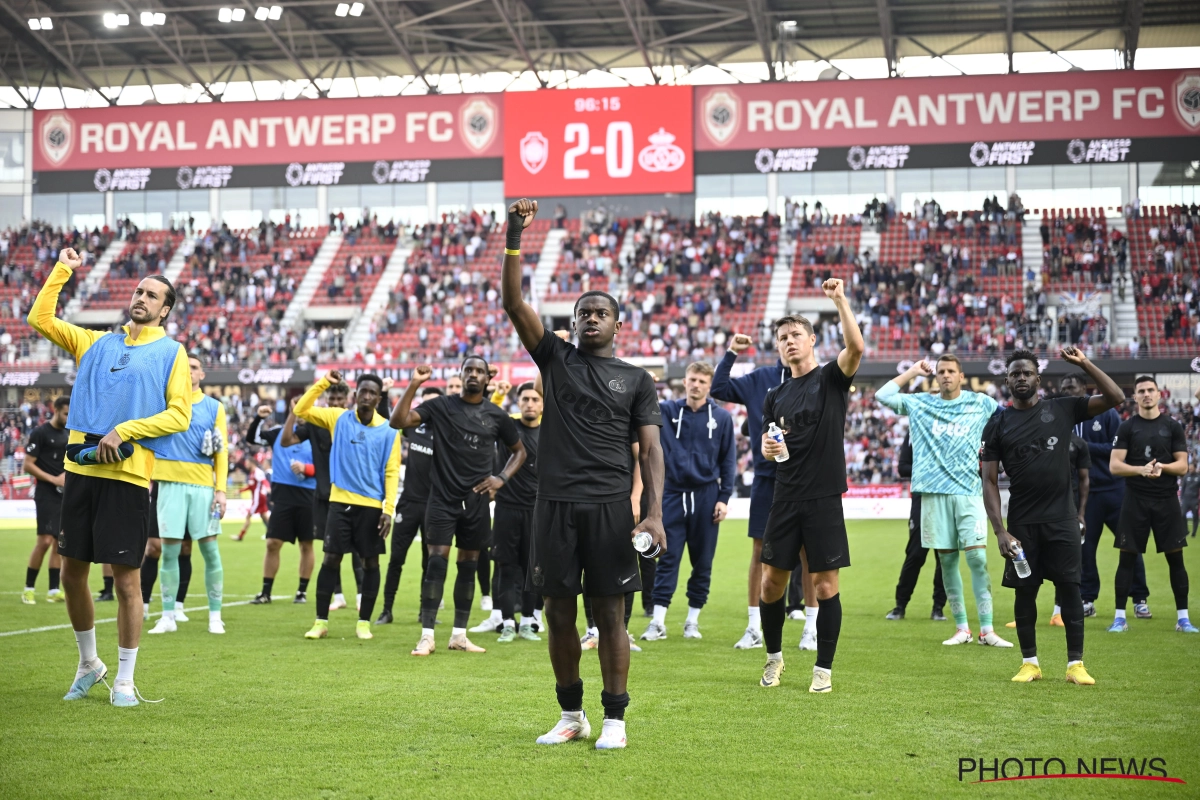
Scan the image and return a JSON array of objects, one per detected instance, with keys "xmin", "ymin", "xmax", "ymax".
[{"xmin": 503, "ymin": 86, "xmax": 694, "ymax": 198}]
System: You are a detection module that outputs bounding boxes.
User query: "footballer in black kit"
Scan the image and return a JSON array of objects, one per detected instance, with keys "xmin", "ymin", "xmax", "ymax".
[
  {"xmin": 377, "ymin": 385, "xmax": 442, "ymax": 624},
  {"xmin": 502, "ymin": 198, "xmax": 666, "ymax": 750},
  {"xmin": 491, "ymin": 381, "xmax": 543, "ymax": 640},
  {"xmin": 1108, "ymin": 376, "xmax": 1194, "ymax": 633},
  {"xmin": 757, "ymin": 286, "xmax": 864, "ymax": 695},
  {"xmin": 390, "ymin": 358, "xmax": 527, "ymax": 655},
  {"xmin": 981, "ymin": 347, "xmax": 1125, "ymax": 684},
  {"xmin": 22, "ymin": 396, "xmax": 70, "ymax": 601}
]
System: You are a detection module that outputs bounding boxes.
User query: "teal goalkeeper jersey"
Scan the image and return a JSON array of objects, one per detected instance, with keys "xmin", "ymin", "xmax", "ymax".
[{"xmin": 877, "ymin": 382, "xmax": 998, "ymax": 496}]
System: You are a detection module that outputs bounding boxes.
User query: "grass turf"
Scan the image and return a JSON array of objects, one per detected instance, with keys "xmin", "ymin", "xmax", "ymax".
[{"xmin": 0, "ymin": 519, "xmax": 1196, "ymax": 799}]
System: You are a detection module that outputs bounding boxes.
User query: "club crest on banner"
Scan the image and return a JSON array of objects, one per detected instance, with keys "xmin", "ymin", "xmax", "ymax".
[
  {"xmin": 700, "ymin": 89, "xmax": 740, "ymax": 146},
  {"xmin": 460, "ymin": 98, "xmax": 498, "ymax": 153},
  {"xmin": 1173, "ymin": 73, "xmax": 1200, "ymax": 131},
  {"xmin": 40, "ymin": 111, "xmax": 74, "ymax": 167},
  {"xmin": 520, "ymin": 131, "xmax": 548, "ymax": 174}
]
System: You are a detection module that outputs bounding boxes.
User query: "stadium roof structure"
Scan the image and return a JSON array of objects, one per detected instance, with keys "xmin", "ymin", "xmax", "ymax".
[{"xmin": 1, "ymin": 0, "xmax": 1198, "ymax": 104}]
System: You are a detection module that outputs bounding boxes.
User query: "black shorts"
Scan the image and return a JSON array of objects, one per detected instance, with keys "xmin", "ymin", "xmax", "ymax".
[
  {"xmin": 1003, "ymin": 519, "xmax": 1081, "ymax": 588},
  {"xmin": 58, "ymin": 472, "xmax": 150, "ymax": 568},
  {"xmin": 424, "ymin": 493, "xmax": 491, "ymax": 551},
  {"xmin": 34, "ymin": 490, "xmax": 62, "ymax": 538},
  {"xmin": 313, "ymin": 495, "xmax": 330, "ymax": 540},
  {"xmin": 493, "ymin": 504, "xmax": 534, "ymax": 566},
  {"xmin": 148, "ymin": 482, "xmax": 159, "ymax": 539},
  {"xmin": 323, "ymin": 502, "xmax": 387, "ymax": 558},
  {"xmin": 1116, "ymin": 491, "xmax": 1188, "ymax": 554},
  {"xmin": 267, "ymin": 485, "xmax": 315, "ymax": 543},
  {"xmin": 530, "ymin": 498, "xmax": 640, "ymax": 598},
  {"xmin": 761, "ymin": 495, "xmax": 850, "ymax": 573}
]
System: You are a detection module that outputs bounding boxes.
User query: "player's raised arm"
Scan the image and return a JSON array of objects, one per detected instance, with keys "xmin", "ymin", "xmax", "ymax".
[
  {"xmin": 389, "ymin": 365, "xmax": 431, "ymax": 429},
  {"xmin": 295, "ymin": 371, "xmax": 345, "ymax": 431},
  {"xmin": 500, "ymin": 198, "xmax": 545, "ymax": 353},
  {"xmin": 825, "ymin": 279, "xmax": 864, "ymax": 378},
  {"xmin": 27, "ymin": 248, "xmax": 105, "ymax": 359},
  {"xmin": 1060, "ymin": 346, "xmax": 1122, "ymax": 416}
]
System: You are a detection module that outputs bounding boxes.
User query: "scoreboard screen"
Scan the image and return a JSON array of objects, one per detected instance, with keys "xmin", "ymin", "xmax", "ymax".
[{"xmin": 503, "ymin": 86, "xmax": 694, "ymax": 197}]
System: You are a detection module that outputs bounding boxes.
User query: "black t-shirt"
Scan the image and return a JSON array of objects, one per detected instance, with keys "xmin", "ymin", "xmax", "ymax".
[
  {"xmin": 981, "ymin": 396, "xmax": 1094, "ymax": 524},
  {"xmin": 1114, "ymin": 413, "xmax": 1188, "ymax": 499},
  {"xmin": 530, "ymin": 328, "xmax": 662, "ymax": 503},
  {"xmin": 400, "ymin": 423, "xmax": 434, "ymax": 504},
  {"xmin": 1068, "ymin": 432, "xmax": 1091, "ymax": 494},
  {"xmin": 496, "ymin": 419, "xmax": 539, "ymax": 508},
  {"xmin": 415, "ymin": 395, "xmax": 521, "ymax": 506},
  {"xmin": 26, "ymin": 422, "xmax": 68, "ymax": 500},
  {"xmin": 1182, "ymin": 473, "xmax": 1200, "ymax": 504},
  {"xmin": 294, "ymin": 422, "xmax": 332, "ymax": 500},
  {"xmin": 761, "ymin": 360, "xmax": 854, "ymax": 501}
]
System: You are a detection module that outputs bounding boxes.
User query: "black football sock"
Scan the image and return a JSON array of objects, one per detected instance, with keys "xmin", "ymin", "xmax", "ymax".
[
  {"xmin": 383, "ymin": 551, "xmax": 404, "ymax": 611},
  {"xmin": 176, "ymin": 553, "xmax": 192, "ymax": 604},
  {"xmin": 453, "ymin": 560, "xmax": 478, "ymax": 628},
  {"xmin": 624, "ymin": 591, "xmax": 634, "ymax": 628},
  {"xmin": 498, "ymin": 563, "xmax": 521, "ymax": 621},
  {"xmin": 1114, "ymin": 550, "xmax": 1137, "ymax": 611},
  {"xmin": 358, "ymin": 564, "xmax": 380, "ymax": 622},
  {"xmin": 1166, "ymin": 550, "xmax": 1189, "ymax": 611},
  {"xmin": 103, "ymin": 575, "xmax": 114, "ymax": 594},
  {"xmin": 420, "ymin": 554, "xmax": 448, "ymax": 629},
  {"xmin": 48, "ymin": 567, "xmax": 60, "ymax": 592},
  {"xmin": 140, "ymin": 555, "xmax": 158, "ymax": 604},
  {"xmin": 315, "ymin": 562, "xmax": 337, "ymax": 621},
  {"xmin": 601, "ymin": 690, "xmax": 630, "ymax": 721},
  {"xmin": 261, "ymin": 576, "xmax": 275, "ymax": 597},
  {"xmin": 477, "ymin": 548, "xmax": 492, "ymax": 597},
  {"xmin": 814, "ymin": 593, "xmax": 842, "ymax": 670},
  {"xmin": 25, "ymin": 567, "xmax": 38, "ymax": 589},
  {"xmin": 556, "ymin": 679, "xmax": 583, "ymax": 712},
  {"xmin": 760, "ymin": 596, "xmax": 786, "ymax": 654},
  {"xmin": 297, "ymin": 577, "xmax": 310, "ymax": 594},
  {"xmin": 1014, "ymin": 585, "xmax": 1039, "ymax": 658},
  {"xmin": 522, "ymin": 590, "xmax": 537, "ymax": 618},
  {"xmin": 1057, "ymin": 583, "xmax": 1085, "ymax": 663},
  {"xmin": 583, "ymin": 595, "xmax": 596, "ymax": 630},
  {"xmin": 351, "ymin": 552, "xmax": 364, "ymax": 595}
]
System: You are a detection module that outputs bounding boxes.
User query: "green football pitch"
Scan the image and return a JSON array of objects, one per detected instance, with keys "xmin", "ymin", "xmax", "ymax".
[{"xmin": 1, "ymin": 519, "xmax": 1196, "ymax": 799}]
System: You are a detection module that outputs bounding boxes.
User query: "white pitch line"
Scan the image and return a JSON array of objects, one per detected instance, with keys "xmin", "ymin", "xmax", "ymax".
[{"xmin": 0, "ymin": 597, "xmax": 267, "ymax": 638}]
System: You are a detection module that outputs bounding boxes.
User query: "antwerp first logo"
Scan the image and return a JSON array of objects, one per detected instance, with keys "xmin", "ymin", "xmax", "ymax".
[{"xmin": 40, "ymin": 111, "xmax": 75, "ymax": 166}]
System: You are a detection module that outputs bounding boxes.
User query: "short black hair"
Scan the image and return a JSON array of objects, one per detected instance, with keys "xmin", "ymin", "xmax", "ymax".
[
  {"xmin": 1134, "ymin": 375, "xmax": 1157, "ymax": 388},
  {"xmin": 573, "ymin": 291, "xmax": 620, "ymax": 319},
  {"xmin": 53, "ymin": 395, "xmax": 70, "ymax": 410},
  {"xmin": 516, "ymin": 381, "xmax": 537, "ymax": 397},
  {"xmin": 145, "ymin": 275, "xmax": 177, "ymax": 320},
  {"xmin": 326, "ymin": 381, "xmax": 349, "ymax": 395},
  {"xmin": 1005, "ymin": 349, "xmax": 1038, "ymax": 370},
  {"xmin": 461, "ymin": 354, "xmax": 489, "ymax": 373},
  {"xmin": 1060, "ymin": 371, "xmax": 1088, "ymax": 386},
  {"xmin": 356, "ymin": 373, "xmax": 384, "ymax": 392},
  {"xmin": 421, "ymin": 386, "xmax": 444, "ymax": 397},
  {"xmin": 187, "ymin": 350, "xmax": 206, "ymax": 364}
]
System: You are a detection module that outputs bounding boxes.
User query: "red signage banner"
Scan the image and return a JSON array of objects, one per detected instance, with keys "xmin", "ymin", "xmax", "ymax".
[
  {"xmin": 696, "ymin": 69, "xmax": 1199, "ymax": 150},
  {"xmin": 843, "ymin": 484, "xmax": 908, "ymax": 498},
  {"xmin": 503, "ymin": 86, "xmax": 693, "ymax": 197},
  {"xmin": 34, "ymin": 94, "xmax": 503, "ymax": 171}
]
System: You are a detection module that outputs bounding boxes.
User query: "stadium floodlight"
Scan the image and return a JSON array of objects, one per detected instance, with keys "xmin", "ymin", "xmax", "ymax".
[
  {"xmin": 232, "ymin": 7, "xmax": 245, "ymax": 20},
  {"xmin": 349, "ymin": 2, "xmax": 363, "ymax": 14},
  {"xmin": 269, "ymin": 5, "xmax": 282, "ymax": 18},
  {"xmin": 154, "ymin": 11, "xmax": 165, "ymax": 23},
  {"xmin": 103, "ymin": 12, "xmax": 130, "ymax": 27},
  {"xmin": 218, "ymin": 7, "xmax": 232, "ymax": 22},
  {"xmin": 28, "ymin": 17, "xmax": 52, "ymax": 30},
  {"xmin": 335, "ymin": 3, "xmax": 349, "ymax": 16},
  {"xmin": 255, "ymin": 6, "xmax": 269, "ymax": 19}
]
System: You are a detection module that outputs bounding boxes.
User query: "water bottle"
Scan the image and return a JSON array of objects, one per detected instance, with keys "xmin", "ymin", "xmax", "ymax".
[
  {"xmin": 1013, "ymin": 547, "xmax": 1031, "ymax": 579},
  {"xmin": 207, "ymin": 506, "xmax": 222, "ymax": 538},
  {"xmin": 766, "ymin": 422, "xmax": 789, "ymax": 462},
  {"xmin": 632, "ymin": 530, "xmax": 661, "ymax": 559}
]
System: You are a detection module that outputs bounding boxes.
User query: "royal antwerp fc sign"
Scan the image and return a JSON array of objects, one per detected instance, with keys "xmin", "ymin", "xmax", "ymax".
[
  {"xmin": 503, "ymin": 86, "xmax": 693, "ymax": 197},
  {"xmin": 34, "ymin": 94, "xmax": 501, "ymax": 171},
  {"xmin": 31, "ymin": 69, "xmax": 1198, "ymax": 193}
]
